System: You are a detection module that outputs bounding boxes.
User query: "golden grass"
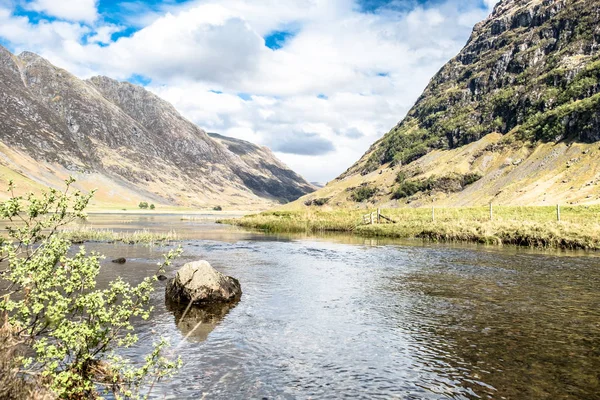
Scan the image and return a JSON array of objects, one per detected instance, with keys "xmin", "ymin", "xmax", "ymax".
[
  {"xmin": 59, "ymin": 227, "xmax": 178, "ymax": 244},
  {"xmin": 219, "ymin": 205, "xmax": 600, "ymax": 250}
]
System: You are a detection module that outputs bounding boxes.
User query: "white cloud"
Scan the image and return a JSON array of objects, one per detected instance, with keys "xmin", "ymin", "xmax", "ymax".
[
  {"xmin": 0, "ymin": 7, "xmax": 90, "ymax": 50},
  {"xmin": 26, "ymin": 0, "xmax": 98, "ymax": 23},
  {"xmin": 87, "ymin": 24, "xmax": 122, "ymax": 45},
  {"xmin": 0, "ymin": 0, "xmax": 494, "ymax": 182},
  {"xmin": 484, "ymin": 0, "xmax": 499, "ymax": 11}
]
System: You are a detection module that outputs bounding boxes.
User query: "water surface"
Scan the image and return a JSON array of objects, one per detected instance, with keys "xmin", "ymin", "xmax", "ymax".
[{"xmin": 81, "ymin": 214, "xmax": 600, "ymax": 399}]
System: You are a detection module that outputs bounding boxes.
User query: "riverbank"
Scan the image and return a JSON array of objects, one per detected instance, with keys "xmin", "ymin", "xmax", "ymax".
[{"xmin": 219, "ymin": 206, "xmax": 600, "ymax": 250}]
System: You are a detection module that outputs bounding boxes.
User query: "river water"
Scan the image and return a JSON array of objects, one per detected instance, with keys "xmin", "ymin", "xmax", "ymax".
[{"xmin": 79, "ymin": 214, "xmax": 600, "ymax": 399}]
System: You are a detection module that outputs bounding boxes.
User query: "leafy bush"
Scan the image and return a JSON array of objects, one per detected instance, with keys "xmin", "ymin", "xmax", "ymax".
[
  {"xmin": 395, "ymin": 172, "xmax": 407, "ymax": 184},
  {"xmin": 350, "ymin": 186, "xmax": 378, "ymax": 202},
  {"xmin": 304, "ymin": 198, "xmax": 330, "ymax": 206},
  {"xmin": 138, "ymin": 201, "xmax": 149, "ymax": 209},
  {"xmin": 462, "ymin": 172, "xmax": 483, "ymax": 186},
  {"xmin": 392, "ymin": 180, "xmax": 424, "ymax": 199},
  {"xmin": 0, "ymin": 179, "xmax": 181, "ymax": 398},
  {"xmin": 150, "ymin": 204, "xmax": 156, "ymax": 210},
  {"xmin": 213, "ymin": 205, "xmax": 223, "ymax": 211}
]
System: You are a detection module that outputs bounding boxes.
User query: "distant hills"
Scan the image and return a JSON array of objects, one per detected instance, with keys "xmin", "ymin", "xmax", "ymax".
[
  {"xmin": 297, "ymin": 0, "xmax": 600, "ymax": 208},
  {"xmin": 0, "ymin": 46, "xmax": 314, "ymax": 209}
]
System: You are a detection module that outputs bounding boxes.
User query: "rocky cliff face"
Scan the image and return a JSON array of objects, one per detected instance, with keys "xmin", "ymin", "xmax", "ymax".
[
  {"xmin": 0, "ymin": 46, "xmax": 314, "ymax": 208},
  {"xmin": 344, "ymin": 0, "xmax": 599, "ymax": 177},
  {"xmin": 295, "ymin": 0, "xmax": 600, "ymax": 208}
]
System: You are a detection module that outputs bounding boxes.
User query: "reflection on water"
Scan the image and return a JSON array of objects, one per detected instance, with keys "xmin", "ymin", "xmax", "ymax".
[
  {"xmin": 166, "ymin": 300, "xmax": 239, "ymax": 343},
  {"xmin": 72, "ymin": 215, "xmax": 600, "ymax": 399}
]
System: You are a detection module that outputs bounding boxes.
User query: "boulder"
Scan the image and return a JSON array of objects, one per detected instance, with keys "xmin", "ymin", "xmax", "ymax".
[
  {"xmin": 165, "ymin": 260, "xmax": 241, "ymax": 305},
  {"xmin": 112, "ymin": 258, "xmax": 126, "ymax": 264}
]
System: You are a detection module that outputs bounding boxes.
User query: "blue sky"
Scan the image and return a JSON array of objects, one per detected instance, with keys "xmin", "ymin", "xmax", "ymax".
[{"xmin": 0, "ymin": 0, "xmax": 497, "ymax": 182}]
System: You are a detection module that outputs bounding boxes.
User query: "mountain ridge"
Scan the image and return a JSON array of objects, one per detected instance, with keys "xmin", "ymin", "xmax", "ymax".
[{"xmin": 0, "ymin": 46, "xmax": 315, "ymax": 209}]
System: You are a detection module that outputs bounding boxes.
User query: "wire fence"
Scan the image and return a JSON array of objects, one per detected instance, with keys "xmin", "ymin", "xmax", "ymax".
[{"xmin": 361, "ymin": 204, "xmax": 600, "ymax": 225}]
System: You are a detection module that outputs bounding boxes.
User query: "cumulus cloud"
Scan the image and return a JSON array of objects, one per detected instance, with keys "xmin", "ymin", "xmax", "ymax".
[
  {"xmin": 26, "ymin": 0, "xmax": 98, "ymax": 23},
  {"xmin": 87, "ymin": 24, "xmax": 123, "ymax": 45},
  {"xmin": 101, "ymin": 5, "xmax": 267, "ymax": 84},
  {"xmin": 0, "ymin": 0, "xmax": 494, "ymax": 182}
]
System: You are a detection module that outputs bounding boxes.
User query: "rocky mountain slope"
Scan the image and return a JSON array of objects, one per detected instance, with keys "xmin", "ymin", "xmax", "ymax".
[
  {"xmin": 207, "ymin": 133, "xmax": 314, "ymax": 202},
  {"xmin": 0, "ymin": 46, "xmax": 314, "ymax": 209},
  {"xmin": 296, "ymin": 0, "xmax": 600, "ymax": 209}
]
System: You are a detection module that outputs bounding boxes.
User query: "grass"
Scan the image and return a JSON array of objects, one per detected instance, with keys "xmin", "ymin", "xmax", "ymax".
[
  {"xmin": 59, "ymin": 227, "xmax": 178, "ymax": 244},
  {"xmin": 219, "ymin": 205, "xmax": 600, "ymax": 250}
]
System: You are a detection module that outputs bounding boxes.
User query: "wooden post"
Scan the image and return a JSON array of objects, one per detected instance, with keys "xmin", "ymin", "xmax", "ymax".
[
  {"xmin": 489, "ymin": 203, "xmax": 493, "ymax": 221},
  {"xmin": 370, "ymin": 211, "xmax": 374, "ymax": 225},
  {"xmin": 557, "ymin": 204, "xmax": 561, "ymax": 222},
  {"xmin": 377, "ymin": 208, "xmax": 381, "ymax": 224},
  {"xmin": 432, "ymin": 206, "xmax": 435, "ymax": 222}
]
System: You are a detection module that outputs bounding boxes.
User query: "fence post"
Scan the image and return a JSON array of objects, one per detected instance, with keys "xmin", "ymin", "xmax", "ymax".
[
  {"xmin": 370, "ymin": 211, "xmax": 374, "ymax": 225},
  {"xmin": 489, "ymin": 203, "xmax": 493, "ymax": 221},
  {"xmin": 377, "ymin": 208, "xmax": 381, "ymax": 224},
  {"xmin": 432, "ymin": 206, "xmax": 435, "ymax": 222},
  {"xmin": 557, "ymin": 204, "xmax": 561, "ymax": 222}
]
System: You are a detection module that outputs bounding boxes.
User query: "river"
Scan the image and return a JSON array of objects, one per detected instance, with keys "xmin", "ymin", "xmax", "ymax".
[{"xmin": 78, "ymin": 214, "xmax": 600, "ymax": 399}]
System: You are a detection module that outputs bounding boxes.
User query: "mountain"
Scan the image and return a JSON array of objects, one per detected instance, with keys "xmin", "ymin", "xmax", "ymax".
[
  {"xmin": 0, "ymin": 46, "xmax": 314, "ymax": 209},
  {"xmin": 296, "ymin": 0, "xmax": 600, "ymax": 208},
  {"xmin": 207, "ymin": 133, "xmax": 314, "ymax": 202}
]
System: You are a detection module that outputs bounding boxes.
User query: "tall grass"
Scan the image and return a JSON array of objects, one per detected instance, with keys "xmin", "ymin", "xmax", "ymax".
[
  {"xmin": 219, "ymin": 206, "xmax": 600, "ymax": 250},
  {"xmin": 60, "ymin": 227, "xmax": 178, "ymax": 244}
]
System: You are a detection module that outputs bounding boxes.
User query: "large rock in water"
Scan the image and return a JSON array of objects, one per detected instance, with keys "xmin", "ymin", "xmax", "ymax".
[{"xmin": 165, "ymin": 261, "xmax": 241, "ymax": 305}]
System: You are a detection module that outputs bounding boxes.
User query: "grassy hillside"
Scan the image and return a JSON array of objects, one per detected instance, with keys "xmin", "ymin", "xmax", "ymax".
[{"xmin": 292, "ymin": 133, "xmax": 600, "ymax": 209}]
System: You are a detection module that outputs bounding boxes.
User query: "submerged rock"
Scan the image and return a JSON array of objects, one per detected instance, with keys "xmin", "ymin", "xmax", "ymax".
[
  {"xmin": 111, "ymin": 257, "xmax": 126, "ymax": 264},
  {"xmin": 157, "ymin": 274, "xmax": 168, "ymax": 281},
  {"xmin": 165, "ymin": 260, "xmax": 241, "ymax": 305}
]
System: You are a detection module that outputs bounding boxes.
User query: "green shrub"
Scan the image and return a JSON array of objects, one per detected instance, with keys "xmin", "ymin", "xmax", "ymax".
[
  {"xmin": 392, "ymin": 180, "xmax": 423, "ymax": 199},
  {"xmin": 305, "ymin": 197, "xmax": 330, "ymax": 206},
  {"xmin": 138, "ymin": 201, "xmax": 149, "ymax": 209},
  {"xmin": 462, "ymin": 172, "xmax": 483, "ymax": 186},
  {"xmin": 0, "ymin": 179, "xmax": 181, "ymax": 398},
  {"xmin": 350, "ymin": 186, "xmax": 378, "ymax": 202},
  {"xmin": 213, "ymin": 205, "xmax": 223, "ymax": 211},
  {"xmin": 395, "ymin": 171, "xmax": 407, "ymax": 184},
  {"xmin": 150, "ymin": 204, "xmax": 156, "ymax": 210}
]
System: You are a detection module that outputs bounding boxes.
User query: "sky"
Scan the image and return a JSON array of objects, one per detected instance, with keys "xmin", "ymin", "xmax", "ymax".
[{"xmin": 0, "ymin": 0, "xmax": 498, "ymax": 183}]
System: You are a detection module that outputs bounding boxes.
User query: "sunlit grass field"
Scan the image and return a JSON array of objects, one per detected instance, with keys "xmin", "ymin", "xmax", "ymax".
[{"xmin": 220, "ymin": 205, "xmax": 600, "ymax": 250}]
